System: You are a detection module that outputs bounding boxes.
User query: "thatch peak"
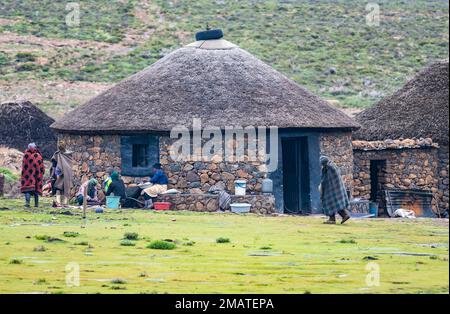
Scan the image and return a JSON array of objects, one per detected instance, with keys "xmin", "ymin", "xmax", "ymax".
[
  {"xmin": 354, "ymin": 60, "xmax": 449, "ymax": 145},
  {"xmin": 52, "ymin": 35, "xmax": 358, "ymax": 134}
]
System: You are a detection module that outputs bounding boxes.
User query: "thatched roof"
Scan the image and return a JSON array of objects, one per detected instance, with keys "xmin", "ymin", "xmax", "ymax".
[
  {"xmin": 0, "ymin": 100, "xmax": 57, "ymax": 158},
  {"xmin": 52, "ymin": 38, "xmax": 358, "ymax": 134},
  {"xmin": 354, "ymin": 61, "xmax": 449, "ymax": 145}
]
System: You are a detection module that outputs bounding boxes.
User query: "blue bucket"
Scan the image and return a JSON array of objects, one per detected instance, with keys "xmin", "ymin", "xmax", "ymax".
[
  {"xmin": 369, "ymin": 202, "xmax": 379, "ymax": 217},
  {"xmin": 106, "ymin": 196, "xmax": 121, "ymax": 209}
]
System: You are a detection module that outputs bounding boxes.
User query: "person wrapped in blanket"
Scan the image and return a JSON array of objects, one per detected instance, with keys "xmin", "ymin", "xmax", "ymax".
[
  {"xmin": 319, "ymin": 155, "xmax": 351, "ymax": 224},
  {"xmin": 105, "ymin": 171, "xmax": 128, "ymax": 207},
  {"xmin": 76, "ymin": 179, "xmax": 101, "ymax": 206},
  {"xmin": 50, "ymin": 142, "xmax": 73, "ymax": 208},
  {"xmin": 141, "ymin": 163, "xmax": 168, "ymax": 209},
  {"xmin": 20, "ymin": 143, "xmax": 45, "ymax": 208}
]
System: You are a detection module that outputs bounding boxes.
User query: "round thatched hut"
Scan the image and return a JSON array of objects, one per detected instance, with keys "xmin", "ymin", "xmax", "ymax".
[
  {"xmin": 353, "ymin": 61, "xmax": 449, "ymax": 216},
  {"xmin": 52, "ymin": 31, "xmax": 359, "ymax": 213},
  {"xmin": 0, "ymin": 100, "xmax": 57, "ymax": 158}
]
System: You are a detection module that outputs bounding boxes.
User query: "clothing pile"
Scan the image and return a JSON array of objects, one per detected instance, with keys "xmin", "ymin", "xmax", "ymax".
[{"xmin": 208, "ymin": 183, "xmax": 231, "ymax": 211}]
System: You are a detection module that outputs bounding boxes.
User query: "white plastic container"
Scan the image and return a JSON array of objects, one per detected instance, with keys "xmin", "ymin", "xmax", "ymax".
[
  {"xmin": 230, "ymin": 203, "xmax": 251, "ymax": 213},
  {"xmin": 262, "ymin": 178, "xmax": 273, "ymax": 194},
  {"xmin": 234, "ymin": 180, "xmax": 247, "ymax": 196}
]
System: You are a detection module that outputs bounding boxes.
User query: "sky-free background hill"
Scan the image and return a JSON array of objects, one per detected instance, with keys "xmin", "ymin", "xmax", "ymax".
[{"xmin": 0, "ymin": 0, "xmax": 448, "ymax": 118}]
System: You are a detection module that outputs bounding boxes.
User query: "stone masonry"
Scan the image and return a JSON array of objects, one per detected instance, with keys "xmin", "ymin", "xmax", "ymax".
[
  {"xmin": 437, "ymin": 146, "xmax": 449, "ymax": 213},
  {"xmin": 320, "ymin": 132, "xmax": 354, "ymax": 193},
  {"xmin": 353, "ymin": 146, "xmax": 442, "ymax": 215},
  {"xmin": 59, "ymin": 132, "xmax": 356, "ymax": 214},
  {"xmin": 158, "ymin": 194, "xmax": 275, "ymax": 214},
  {"xmin": 59, "ymin": 134, "xmax": 272, "ymax": 212}
]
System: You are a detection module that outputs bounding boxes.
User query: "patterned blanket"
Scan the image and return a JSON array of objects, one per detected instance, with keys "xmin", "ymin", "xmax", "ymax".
[{"xmin": 20, "ymin": 148, "xmax": 45, "ymax": 195}]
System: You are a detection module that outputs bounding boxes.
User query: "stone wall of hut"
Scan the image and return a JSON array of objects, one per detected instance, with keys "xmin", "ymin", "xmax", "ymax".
[
  {"xmin": 62, "ymin": 133, "xmax": 354, "ymax": 189},
  {"xmin": 437, "ymin": 146, "xmax": 449, "ymax": 213},
  {"xmin": 59, "ymin": 134, "xmax": 122, "ymax": 196},
  {"xmin": 352, "ymin": 147, "xmax": 442, "ymax": 214},
  {"xmin": 60, "ymin": 132, "xmax": 356, "ymax": 213},
  {"xmin": 319, "ymin": 131, "xmax": 354, "ymax": 193},
  {"xmin": 159, "ymin": 137, "xmax": 267, "ymax": 195},
  {"xmin": 59, "ymin": 134, "xmax": 268, "ymax": 201}
]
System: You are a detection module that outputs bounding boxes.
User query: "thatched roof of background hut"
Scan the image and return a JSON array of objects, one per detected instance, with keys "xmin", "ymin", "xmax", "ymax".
[
  {"xmin": 354, "ymin": 60, "xmax": 449, "ymax": 145},
  {"xmin": 0, "ymin": 101, "xmax": 57, "ymax": 158},
  {"xmin": 52, "ymin": 37, "xmax": 358, "ymax": 134}
]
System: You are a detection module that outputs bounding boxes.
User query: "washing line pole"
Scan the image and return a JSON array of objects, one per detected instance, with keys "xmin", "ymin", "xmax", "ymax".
[{"xmin": 82, "ymin": 186, "xmax": 87, "ymax": 219}]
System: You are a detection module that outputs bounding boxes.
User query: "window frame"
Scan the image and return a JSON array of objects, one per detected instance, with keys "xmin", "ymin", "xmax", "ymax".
[{"xmin": 120, "ymin": 135, "xmax": 159, "ymax": 177}]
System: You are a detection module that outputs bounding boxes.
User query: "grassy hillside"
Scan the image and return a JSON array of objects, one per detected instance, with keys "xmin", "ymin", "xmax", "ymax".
[{"xmin": 0, "ymin": 0, "xmax": 448, "ymax": 114}]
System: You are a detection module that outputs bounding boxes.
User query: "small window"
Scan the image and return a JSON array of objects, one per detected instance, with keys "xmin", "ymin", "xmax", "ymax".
[
  {"xmin": 121, "ymin": 135, "xmax": 159, "ymax": 177},
  {"xmin": 132, "ymin": 144, "xmax": 149, "ymax": 168}
]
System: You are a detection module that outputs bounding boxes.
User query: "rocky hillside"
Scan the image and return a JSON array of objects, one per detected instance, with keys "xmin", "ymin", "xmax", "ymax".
[{"xmin": 0, "ymin": 0, "xmax": 448, "ymax": 118}]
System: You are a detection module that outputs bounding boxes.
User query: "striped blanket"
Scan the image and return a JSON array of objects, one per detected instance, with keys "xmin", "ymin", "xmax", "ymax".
[{"xmin": 320, "ymin": 156, "xmax": 349, "ymax": 216}]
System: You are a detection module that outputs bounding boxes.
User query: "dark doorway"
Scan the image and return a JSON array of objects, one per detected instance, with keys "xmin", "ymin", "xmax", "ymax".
[
  {"xmin": 370, "ymin": 160, "xmax": 387, "ymax": 215},
  {"xmin": 282, "ymin": 137, "xmax": 310, "ymax": 214}
]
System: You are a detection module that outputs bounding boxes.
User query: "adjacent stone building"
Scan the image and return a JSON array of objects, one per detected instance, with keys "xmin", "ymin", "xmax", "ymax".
[
  {"xmin": 353, "ymin": 61, "xmax": 449, "ymax": 217},
  {"xmin": 51, "ymin": 31, "xmax": 358, "ymax": 214}
]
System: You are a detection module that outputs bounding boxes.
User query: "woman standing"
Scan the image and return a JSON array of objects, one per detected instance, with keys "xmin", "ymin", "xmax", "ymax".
[{"xmin": 20, "ymin": 143, "xmax": 45, "ymax": 208}]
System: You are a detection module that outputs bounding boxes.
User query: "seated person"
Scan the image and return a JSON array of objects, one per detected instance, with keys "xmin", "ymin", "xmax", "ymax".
[
  {"xmin": 142, "ymin": 163, "xmax": 169, "ymax": 208},
  {"xmin": 76, "ymin": 179, "xmax": 100, "ymax": 206},
  {"xmin": 105, "ymin": 171, "xmax": 127, "ymax": 206},
  {"xmin": 103, "ymin": 175, "xmax": 113, "ymax": 192}
]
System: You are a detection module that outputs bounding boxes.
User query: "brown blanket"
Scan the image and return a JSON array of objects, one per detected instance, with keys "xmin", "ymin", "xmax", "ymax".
[{"xmin": 52, "ymin": 150, "xmax": 73, "ymax": 199}]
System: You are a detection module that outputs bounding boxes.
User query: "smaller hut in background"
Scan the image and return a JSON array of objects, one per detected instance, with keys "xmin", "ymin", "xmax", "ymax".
[
  {"xmin": 353, "ymin": 61, "xmax": 449, "ymax": 217},
  {"xmin": 0, "ymin": 100, "xmax": 57, "ymax": 158}
]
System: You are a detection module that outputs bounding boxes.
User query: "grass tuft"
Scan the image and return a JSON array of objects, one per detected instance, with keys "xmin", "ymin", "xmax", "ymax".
[
  {"xmin": 74, "ymin": 241, "xmax": 89, "ymax": 246},
  {"xmin": 33, "ymin": 245, "xmax": 47, "ymax": 252},
  {"xmin": 123, "ymin": 232, "xmax": 139, "ymax": 241},
  {"xmin": 63, "ymin": 231, "xmax": 80, "ymax": 238},
  {"xmin": 9, "ymin": 258, "xmax": 23, "ymax": 264},
  {"xmin": 35, "ymin": 235, "xmax": 65, "ymax": 243},
  {"xmin": 34, "ymin": 278, "xmax": 47, "ymax": 285},
  {"xmin": 147, "ymin": 240, "xmax": 176, "ymax": 250},
  {"xmin": 120, "ymin": 240, "xmax": 136, "ymax": 247},
  {"xmin": 216, "ymin": 237, "xmax": 231, "ymax": 244},
  {"xmin": 338, "ymin": 239, "xmax": 357, "ymax": 244}
]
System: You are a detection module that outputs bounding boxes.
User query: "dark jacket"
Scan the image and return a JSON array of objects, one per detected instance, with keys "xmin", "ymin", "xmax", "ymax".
[
  {"xmin": 105, "ymin": 179, "xmax": 126, "ymax": 200},
  {"xmin": 150, "ymin": 169, "xmax": 168, "ymax": 185}
]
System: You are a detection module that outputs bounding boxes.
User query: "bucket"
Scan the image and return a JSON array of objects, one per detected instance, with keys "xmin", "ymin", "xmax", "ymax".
[
  {"xmin": 106, "ymin": 196, "xmax": 121, "ymax": 209},
  {"xmin": 154, "ymin": 202, "xmax": 172, "ymax": 210},
  {"xmin": 369, "ymin": 202, "xmax": 379, "ymax": 217},
  {"xmin": 230, "ymin": 203, "xmax": 251, "ymax": 213},
  {"xmin": 234, "ymin": 180, "xmax": 247, "ymax": 196}
]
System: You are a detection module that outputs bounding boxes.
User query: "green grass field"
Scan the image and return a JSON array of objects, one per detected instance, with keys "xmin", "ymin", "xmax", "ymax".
[{"xmin": 0, "ymin": 197, "xmax": 448, "ymax": 294}]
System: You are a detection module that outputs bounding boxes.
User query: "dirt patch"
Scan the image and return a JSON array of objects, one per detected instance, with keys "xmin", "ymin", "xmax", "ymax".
[
  {"xmin": 0, "ymin": 147, "xmax": 23, "ymax": 198},
  {"xmin": 0, "ymin": 32, "xmax": 131, "ymax": 54},
  {"xmin": 0, "ymin": 147, "xmax": 23, "ymax": 174},
  {"xmin": 0, "ymin": 18, "xmax": 17, "ymax": 26},
  {"xmin": 0, "ymin": 79, "xmax": 112, "ymax": 118}
]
